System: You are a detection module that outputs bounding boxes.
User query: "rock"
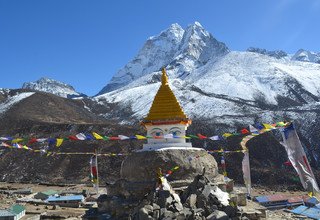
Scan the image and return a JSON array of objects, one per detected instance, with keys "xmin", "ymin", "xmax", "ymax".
[
  {"xmin": 158, "ymin": 192, "xmax": 173, "ymax": 208},
  {"xmin": 193, "ymin": 208, "xmax": 205, "ymax": 215},
  {"xmin": 181, "ymin": 207, "xmax": 192, "ymax": 217},
  {"xmin": 172, "ymin": 192, "xmax": 181, "ymax": 203},
  {"xmin": 173, "ymin": 201, "xmax": 183, "ymax": 212},
  {"xmin": 162, "ymin": 210, "xmax": 175, "ymax": 219},
  {"xmin": 206, "ymin": 210, "xmax": 228, "ymax": 220},
  {"xmin": 196, "ymin": 193, "xmax": 207, "ymax": 209},
  {"xmin": 152, "ymin": 203, "xmax": 160, "ymax": 210},
  {"xmin": 121, "ymin": 149, "xmax": 221, "ymax": 199},
  {"xmin": 186, "ymin": 193, "xmax": 197, "ymax": 208},
  {"xmin": 144, "ymin": 205, "xmax": 153, "ymax": 213},
  {"xmin": 153, "ymin": 210, "xmax": 160, "ymax": 219},
  {"xmin": 138, "ymin": 207, "xmax": 152, "ymax": 220},
  {"xmin": 223, "ymin": 205, "xmax": 237, "ymax": 218}
]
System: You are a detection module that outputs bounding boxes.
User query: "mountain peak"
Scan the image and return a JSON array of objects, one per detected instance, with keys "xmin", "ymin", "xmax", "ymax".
[
  {"xmin": 193, "ymin": 21, "xmax": 203, "ymax": 27},
  {"xmin": 22, "ymin": 77, "xmax": 87, "ymax": 99},
  {"xmin": 98, "ymin": 22, "xmax": 229, "ymax": 95},
  {"xmin": 291, "ymin": 49, "xmax": 320, "ymax": 63}
]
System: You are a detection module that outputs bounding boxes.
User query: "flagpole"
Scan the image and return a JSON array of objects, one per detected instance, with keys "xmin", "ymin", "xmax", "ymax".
[{"xmin": 95, "ymin": 149, "xmax": 99, "ymax": 195}]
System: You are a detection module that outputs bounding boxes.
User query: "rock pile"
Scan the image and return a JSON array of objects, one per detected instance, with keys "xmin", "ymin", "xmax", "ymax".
[
  {"xmin": 130, "ymin": 172, "xmax": 238, "ymax": 220},
  {"xmin": 118, "ymin": 149, "xmax": 223, "ymax": 200}
]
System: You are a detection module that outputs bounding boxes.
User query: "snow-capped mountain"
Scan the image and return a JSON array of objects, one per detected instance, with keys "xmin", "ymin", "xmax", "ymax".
[
  {"xmin": 98, "ymin": 22, "xmax": 229, "ymax": 95},
  {"xmin": 291, "ymin": 49, "xmax": 320, "ymax": 63},
  {"xmin": 97, "ymin": 22, "xmax": 320, "ymax": 120},
  {"xmin": 247, "ymin": 47, "xmax": 320, "ymax": 64},
  {"xmin": 95, "ymin": 22, "xmax": 320, "ymax": 166},
  {"xmin": 22, "ymin": 77, "xmax": 87, "ymax": 99}
]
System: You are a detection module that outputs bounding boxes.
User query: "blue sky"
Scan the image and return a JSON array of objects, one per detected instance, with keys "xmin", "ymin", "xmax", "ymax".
[{"xmin": 0, "ymin": 0, "xmax": 319, "ymax": 96}]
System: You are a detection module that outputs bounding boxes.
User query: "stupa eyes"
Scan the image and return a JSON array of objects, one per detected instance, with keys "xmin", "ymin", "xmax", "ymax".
[
  {"xmin": 151, "ymin": 128, "xmax": 164, "ymax": 137},
  {"xmin": 169, "ymin": 127, "xmax": 182, "ymax": 136}
]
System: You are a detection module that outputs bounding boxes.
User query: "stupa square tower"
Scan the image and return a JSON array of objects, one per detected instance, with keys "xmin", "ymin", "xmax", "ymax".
[{"xmin": 142, "ymin": 68, "xmax": 192, "ymax": 149}]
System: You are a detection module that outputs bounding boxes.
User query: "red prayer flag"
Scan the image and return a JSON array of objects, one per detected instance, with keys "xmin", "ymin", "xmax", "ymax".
[
  {"xmin": 197, "ymin": 134, "xmax": 207, "ymax": 139},
  {"xmin": 68, "ymin": 136, "xmax": 79, "ymax": 141},
  {"xmin": 28, "ymin": 138, "xmax": 38, "ymax": 144},
  {"xmin": 241, "ymin": 128, "xmax": 250, "ymax": 134}
]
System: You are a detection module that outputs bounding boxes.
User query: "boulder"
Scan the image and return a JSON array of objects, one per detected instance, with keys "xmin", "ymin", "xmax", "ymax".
[{"xmin": 120, "ymin": 148, "xmax": 222, "ymax": 199}]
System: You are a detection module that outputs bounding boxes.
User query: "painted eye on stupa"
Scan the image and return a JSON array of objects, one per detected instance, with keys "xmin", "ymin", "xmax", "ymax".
[
  {"xmin": 151, "ymin": 128, "xmax": 164, "ymax": 137},
  {"xmin": 169, "ymin": 127, "xmax": 181, "ymax": 136}
]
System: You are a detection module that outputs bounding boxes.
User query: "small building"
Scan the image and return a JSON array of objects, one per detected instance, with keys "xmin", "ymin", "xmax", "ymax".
[
  {"xmin": 0, "ymin": 210, "xmax": 16, "ymax": 220},
  {"xmin": 0, "ymin": 205, "xmax": 25, "ymax": 220},
  {"xmin": 9, "ymin": 205, "xmax": 25, "ymax": 220},
  {"xmin": 34, "ymin": 189, "xmax": 58, "ymax": 200},
  {"xmin": 46, "ymin": 195, "xmax": 85, "ymax": 208}
]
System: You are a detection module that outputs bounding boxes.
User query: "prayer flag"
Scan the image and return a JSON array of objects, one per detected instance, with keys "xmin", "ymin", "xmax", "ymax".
[
  {"xmin": 118, "ymin": 135, "xmax": 130, "ymax": 140},
  {"xmin": 12, "ymin": 138, "xmax": 23, "ymax": 143},
  {"xmin": 241, "ymin": 128, "xmax": 250, "ymax": 134},
  {"xmin": 263, "ymin": 123, "xmax": 275, "ymax": 130},
  {"xmin": 222, "ymin": 133, "xmax": 233, "ymax": 138},
  {"xmin": 281, "ymin": 123, "xmax": 319, "ymax": 194},
  {"xmin": 0, "ymin": 137, "xmax": 13, "ymax": 141},
  {"xmin": 85, "ymin": 134, "xmax": 94, "ymax": 140},
  {"xmin": 92, "ymin": 132, "xmax": 103, "ymax": 140},
  {"xmin": 254, "ymin": 123, "xmax": 264, "ymax": 130},
  {"xmin": 135, "ymin": 135, "xmax": 147, "ymax": 140},
  {"xmin": 36, "ymin": 138, "xmax": 47, "ymax": 142},
  {"xmin": 197, "ymin": 134, "xmax": 207, "ymax": 139},
  {"xmin": 249, "ymin": 125, "xmax": 259, "ymax": 134},
  {"xmin": 68, "ymin": 135, "xmax": 78, "ymax": 141},
  {"xmin": 276, "ymin": 121, "xmax": 287, "ymax": 127},
  {"xmin": 242, "ymin": 151, "xmax": 252, "ymax": 196},
  {"xmin": 28, "ymin": 138, "xmax": 38, "ymax": 144},
  {"xmin": 90, "ymin": 155, "xmax": 99, "ymax": 193},
  {"xmin": 209, "ymin": 135, "xmax": 220, "ymax": 140},
  {"xmin": 56, "ymin": 139, "xmax": 64, "ymax": 147},
  {"xmin": 76, "ymin": 133, "xmax": 86, "ymax": 140}
]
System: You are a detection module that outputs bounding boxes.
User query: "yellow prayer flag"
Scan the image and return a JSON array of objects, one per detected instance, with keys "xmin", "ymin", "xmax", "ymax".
[
  {"xmin": 22, "ymin": 145, "xmax": 29, "ymax": 150},
  {"xmin": 263, "ymin": 123, "xmax": 275, "ymax": 129},
  {"xmin": 173, "ymin": 166, "xmax": 179, "ymax": 170},
  {"xmin": 12, "ymin": 138, "xmax": 24, "ymax": 143},
  {"xmin": 183, "ymin": 136, "xmax": 191, "ymax": 139},
  {"xmin": 56, "ymin": 138, "xmax": 64, "ymax": 147},
  {"xmin": 92, "ymin": 132, "xmax": 104, "ymax": 140},
  {"xmin": 222, "ymin": 133, "xmax": 233, "ymax": 138},
  {"xmin": 135, "ymin": 135, "xmax": 147, "ymax": 140}
]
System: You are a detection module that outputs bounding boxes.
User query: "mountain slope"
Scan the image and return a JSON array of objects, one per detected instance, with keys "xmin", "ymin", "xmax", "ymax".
[
  {"xmin": 22, "ymin": 77, "xmax": 87, "ymax": 98},
  {"xmin": 0, "ymin": 89, "xmax": 105, "ymax": 128}
]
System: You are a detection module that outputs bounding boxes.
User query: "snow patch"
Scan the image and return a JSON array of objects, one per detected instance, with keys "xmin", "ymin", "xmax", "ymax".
[{"xmin": 0, "ymin": 92, "xmax": 35, "ymax": 114}]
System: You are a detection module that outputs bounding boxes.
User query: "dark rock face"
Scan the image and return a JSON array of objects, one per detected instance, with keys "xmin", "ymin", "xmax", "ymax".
[{"xmin": 119, "ymin": 149, "xmax": 223, "ymax": 199}]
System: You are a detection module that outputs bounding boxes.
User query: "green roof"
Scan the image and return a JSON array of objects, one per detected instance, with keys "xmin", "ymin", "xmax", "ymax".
[
  {"xmin": 42, "ymin": 189, "xmax": 58, "ymax": 196},
  {"xmin": 10, "ymin": 204, "xmax": 25, "ymax": 214}
]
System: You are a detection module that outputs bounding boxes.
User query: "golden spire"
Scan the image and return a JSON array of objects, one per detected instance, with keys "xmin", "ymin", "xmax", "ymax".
[
  {"xmin": 142, "ymin": 68, "xmax": 191, "ymax": 125},
  {"xmin": 161, "ymin": 68, "xmax": 168, "ymax": 85}
]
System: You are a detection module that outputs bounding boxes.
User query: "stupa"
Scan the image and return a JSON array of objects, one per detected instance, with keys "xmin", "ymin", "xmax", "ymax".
[
  {"xmin": 114, "ymin": 68, "xmax": 223, "ymax": 199},
  {"xmin": 141, "ymin": 68, "xmax": 192, "ymax": 150}
]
